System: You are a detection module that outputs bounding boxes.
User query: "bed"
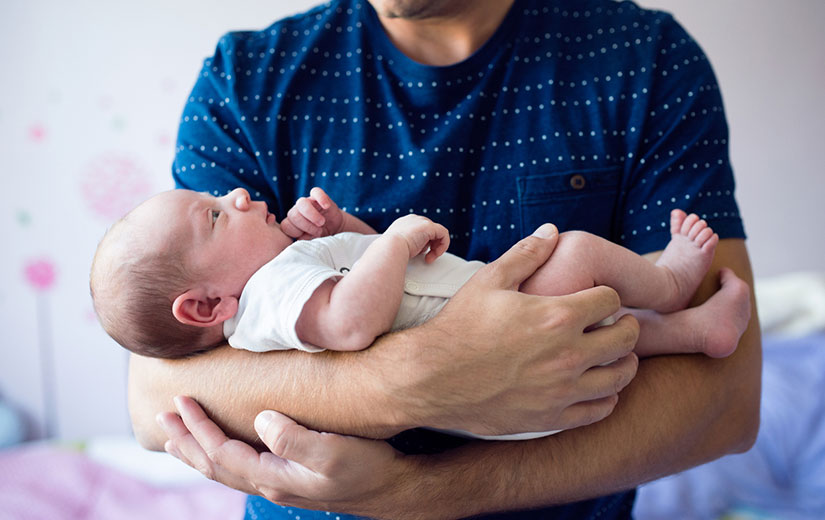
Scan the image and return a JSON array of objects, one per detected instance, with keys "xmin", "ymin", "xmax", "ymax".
[{"xmin": 0, "ymin": 436, "xmax": 245, "ymax": 519}]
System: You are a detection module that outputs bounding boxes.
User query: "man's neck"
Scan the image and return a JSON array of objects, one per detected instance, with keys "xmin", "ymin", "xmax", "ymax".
[{"xmin": 372, "ymin": 0, "xmax": 516, "ymax": 66}]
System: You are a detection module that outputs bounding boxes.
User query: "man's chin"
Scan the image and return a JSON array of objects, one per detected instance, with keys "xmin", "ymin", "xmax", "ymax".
[{"xmin": 372, "ymin": 0, "xmax": 456, "ymax": 21}]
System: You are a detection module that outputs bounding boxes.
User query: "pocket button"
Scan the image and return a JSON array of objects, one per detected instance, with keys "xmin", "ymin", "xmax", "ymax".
[{"xmin": 569, "ymin": 174, "xmax": 587, "ymax": 190}]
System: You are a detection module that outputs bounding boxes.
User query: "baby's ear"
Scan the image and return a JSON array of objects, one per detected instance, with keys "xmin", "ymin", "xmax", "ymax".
[{"xmin": 172, "ymin": 289, "xmax": 239, "ymax": 327}]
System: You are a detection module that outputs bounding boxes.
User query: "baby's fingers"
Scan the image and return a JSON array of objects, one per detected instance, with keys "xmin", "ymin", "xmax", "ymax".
[
  {"xmin": 293, "ymin": 197, "xmax": 326, "ymax": 227},
  {"xmin": 280, "ymin": 217, "xmax": 304, "ymax": 239},
  {"xmin": 309, "ymin": 187, "xmax": 334, "ymax": 210},
  {"xmin": 424, "ymin": 225, "xmax": 450, "ymax": 263},
  {"xmin": 285, "ymin": 211, "xmax": 323, "ymax": 238}
]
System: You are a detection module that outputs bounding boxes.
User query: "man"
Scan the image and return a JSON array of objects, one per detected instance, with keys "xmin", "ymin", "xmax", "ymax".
[{"xmin": 130, "ymin": 0, "xmax": 761, "ymax": 518}]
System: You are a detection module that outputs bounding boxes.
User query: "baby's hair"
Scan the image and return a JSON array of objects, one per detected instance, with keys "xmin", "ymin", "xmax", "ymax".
[{"xmin": 90, "ymin": 215, "xmax": 218, "ymax": 359}]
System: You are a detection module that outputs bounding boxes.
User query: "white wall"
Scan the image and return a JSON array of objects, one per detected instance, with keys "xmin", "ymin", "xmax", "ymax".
[
  {"xmin": 1, "ymin": 0, "xmax": 822, "ymax": 441},
  {"xmin": 638, "ymin": 0, "xmax": 825, "ymax": 278}
]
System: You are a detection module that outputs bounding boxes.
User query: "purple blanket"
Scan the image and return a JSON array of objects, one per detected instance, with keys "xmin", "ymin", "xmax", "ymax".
[{"xmin": 0, "ymin": 444, "xmax": 246, "ymax": 520}]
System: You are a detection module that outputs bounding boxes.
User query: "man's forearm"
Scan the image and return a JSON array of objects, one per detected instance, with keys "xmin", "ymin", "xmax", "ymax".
[{"xmin": 128, "ymin": 334, "xmax": 419, "ymax": 450}]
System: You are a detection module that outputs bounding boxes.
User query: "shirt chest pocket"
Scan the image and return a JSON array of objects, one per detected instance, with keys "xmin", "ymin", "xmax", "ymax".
[{"xmin": 516, "ymin": 166, "xmax": 622, "ymax": 239}]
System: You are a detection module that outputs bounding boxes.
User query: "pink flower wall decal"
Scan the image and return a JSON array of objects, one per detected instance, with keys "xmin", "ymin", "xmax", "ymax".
[
  {"xmin": 79, "ymin": 152, "xmax": 153, "ymax": 221},
  {"xmin": 28, "ymin": 124, "xmax": 47, "ymax": 142},
  {"xmin": 23, "ymin": 258, "xmax": 57, "ymax": 292}
]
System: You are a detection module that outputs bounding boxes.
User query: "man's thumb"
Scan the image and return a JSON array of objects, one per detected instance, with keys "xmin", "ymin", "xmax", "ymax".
[{"xmin": 477, "ymin": 223, "xmax": 559, "ymax": 290}]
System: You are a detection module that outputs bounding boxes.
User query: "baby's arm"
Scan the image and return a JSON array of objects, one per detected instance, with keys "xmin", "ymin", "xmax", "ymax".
[
  {"xmin": 295, "ymin": 215, "xmax": 450, "ymax": 352},
  {"xmin": 282, "ymin": 187, "xmax": 375, "ymax": 239}
]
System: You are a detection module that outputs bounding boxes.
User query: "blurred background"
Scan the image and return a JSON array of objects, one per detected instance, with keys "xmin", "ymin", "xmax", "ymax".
[{"xmin": 0, "ymin": 0, "xmax": 823, "ymax": 518}]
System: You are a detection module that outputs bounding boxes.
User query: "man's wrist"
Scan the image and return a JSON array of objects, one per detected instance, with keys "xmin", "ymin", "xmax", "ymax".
[
  {"xmin": 355, "ymin": 324, "xmax": 440, "ymax": 434},
  {"xmin": 371, "ymin": 448, "xmax": 517, "ymax": 520}
]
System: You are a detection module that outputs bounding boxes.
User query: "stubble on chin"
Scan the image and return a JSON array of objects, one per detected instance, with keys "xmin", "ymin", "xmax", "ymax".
[{"xmin": 373, "ymin": 0, "xmax": 468, "ymax": 20}]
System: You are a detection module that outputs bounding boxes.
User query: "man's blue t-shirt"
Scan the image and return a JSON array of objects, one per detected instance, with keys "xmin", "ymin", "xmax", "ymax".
[{"xmin": 173, "ymin": 0, "xmax": 745, "ymax": 518}]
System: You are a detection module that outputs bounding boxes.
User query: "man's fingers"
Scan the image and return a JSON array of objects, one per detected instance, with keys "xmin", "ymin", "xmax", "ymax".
[
  {"xmin": 173, "ymin": 396, "xmax": 232, "ymax": 453},
  {"xmin": 170, "ymin": 397, "xmax": 267, "ymax": 488},
  {"xmin": 255, "ymin": 410, "xmax": 327, "ymax": 468},
  {"xmin": 164, "ymin": 439, "xmax": 184, "ymax": 461},
  {"xmin": 555, "ymin": 394, "xmax": 621, "ymax": 430},
  {"xmin": 157, "ymin": 411, "xmax": 196, "ymax": 466},
  {"xmin": 158, "ymin": 405, "xmax": 225, "ymax": 482},
  {"xmin": 173, "ymin": 395, "xmax": 262, "ymax": 473},
  {"xmin": 157, "ymin": 410, "xmax": 206, "ymax": 465},
  {"xmin": 579, "ymin": 312, "xmax": 640, "ymax": 365},
  {"xmin": 560, "ymin": 285, "xmax": 624, "ymax": 330},
  {"xmin": 157, "ymin": 409, "xmax": 191, "ymax": 442},
  {"xmin": 576, "ymin": 352, "xmax": 639, "ymax": 400},
  {"xmin": 478, "ymin": 223, "xmax": 559, "ymax": 289}
]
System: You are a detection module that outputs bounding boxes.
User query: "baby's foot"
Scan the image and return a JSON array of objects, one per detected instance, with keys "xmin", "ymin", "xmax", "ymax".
[
  {"xmin": 654, "ymin": 209, "xmax": 719, "ymax": 312},
  {"xmin": 690, "ymin": 268, "xmax": 752, "ymax": 358}
]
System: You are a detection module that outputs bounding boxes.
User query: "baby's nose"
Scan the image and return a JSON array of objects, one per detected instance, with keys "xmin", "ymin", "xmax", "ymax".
[{"xmin": 232, "ymin": 188, "xmax": 251, "ymax": 210}]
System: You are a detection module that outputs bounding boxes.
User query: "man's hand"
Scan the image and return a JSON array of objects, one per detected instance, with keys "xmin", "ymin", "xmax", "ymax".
[
  {"xmin": 159, "ymin": 396, "xmax": 412, "ymax": 518},
  {"xmin": 397, "ymin": 223, "xmax": 640, "ymax": 435},
  {"xmin": 385, "ymin": 214, "xmax": 450, "ymax": 263},
  {"xmin": 282, "ymin": 187, "xmax": 345, "ymax": 240}
]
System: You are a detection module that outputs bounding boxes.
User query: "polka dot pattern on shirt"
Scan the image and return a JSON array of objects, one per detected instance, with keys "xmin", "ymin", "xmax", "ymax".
[{"xmin": 174, "ymin": 0, "xmax": 743, "ymax": 261}]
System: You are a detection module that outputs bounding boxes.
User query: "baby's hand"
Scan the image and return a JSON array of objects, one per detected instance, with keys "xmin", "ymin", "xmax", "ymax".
[
  {"xmin": 385, "ymin": 214, "xmax": 450, "ymax": 263},
  {"xmin": 282, "ymin": 187, "xmax": 345, "ymax": 240}
]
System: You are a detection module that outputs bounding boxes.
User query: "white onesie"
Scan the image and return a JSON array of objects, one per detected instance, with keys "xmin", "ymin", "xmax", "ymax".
[{"xmin": 223, "ymin": 232, "xmax": 484, "ymax": 353}]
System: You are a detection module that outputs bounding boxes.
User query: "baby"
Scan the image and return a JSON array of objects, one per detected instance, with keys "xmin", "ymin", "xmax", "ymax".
[{"xmin": 91, "ymin": 187, "xmax": 749, "ymax": 362}]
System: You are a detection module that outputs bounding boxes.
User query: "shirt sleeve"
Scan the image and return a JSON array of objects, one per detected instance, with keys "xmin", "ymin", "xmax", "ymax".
[
  {"xmin": 172, "ymin": 32, "xmax": 281, "ymax": 212},
  {"xmin": 619, "ymin": 13, "xmax": 746, "ymax": 255}
]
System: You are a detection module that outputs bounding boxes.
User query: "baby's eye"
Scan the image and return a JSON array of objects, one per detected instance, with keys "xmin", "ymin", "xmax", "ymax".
[{"xmin": 211, "ymin": 210, "xmax": 221, "ymax": 226}]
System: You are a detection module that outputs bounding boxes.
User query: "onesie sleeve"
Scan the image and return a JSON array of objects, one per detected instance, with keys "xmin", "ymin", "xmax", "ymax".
[
  {"xmin": 619, "ymin": 14, "xmax": 746, "ymax": 255},
  {"xmin": 224, "ymin": 240, "xmax": 342, "ymax": 353}
]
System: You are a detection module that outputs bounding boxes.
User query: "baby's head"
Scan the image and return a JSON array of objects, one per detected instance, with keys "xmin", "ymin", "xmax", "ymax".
[{"xmin": 90, "ymin": 188, "xmax": 292, "ymax": 358}]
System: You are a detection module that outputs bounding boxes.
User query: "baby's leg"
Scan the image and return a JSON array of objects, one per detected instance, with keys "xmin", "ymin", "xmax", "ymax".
[
  {"xmin": 520, "ymin": 210, "xmax": 717, "ymax": 313},
  {"xmin": 626, "ymin": 268, "xmax": 751, "ymax": 358}
]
